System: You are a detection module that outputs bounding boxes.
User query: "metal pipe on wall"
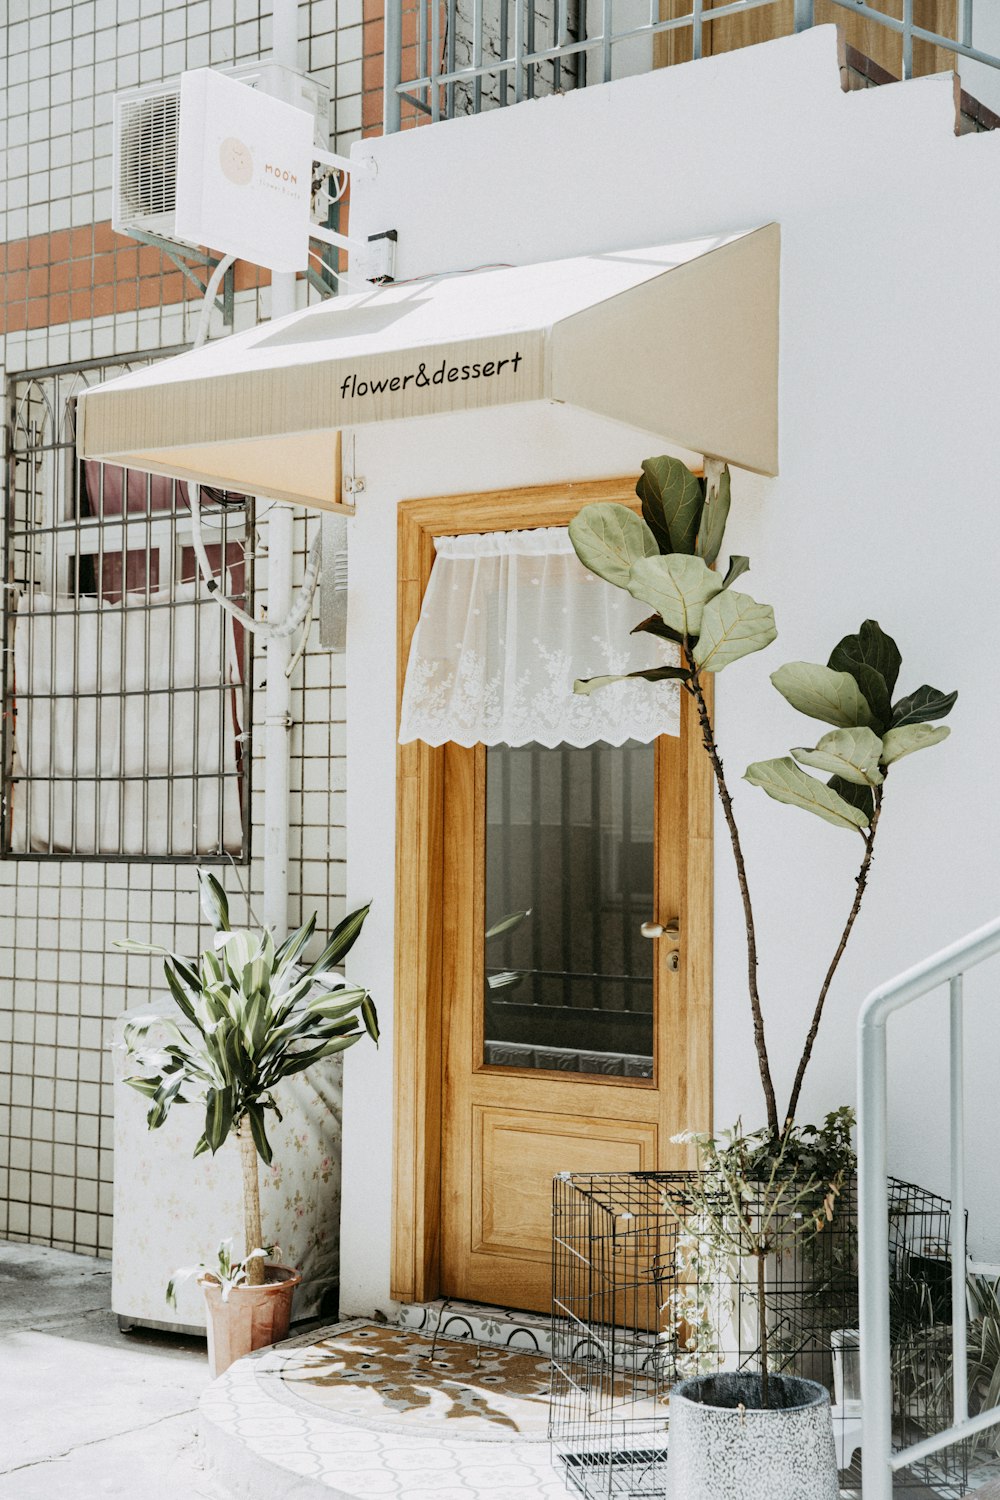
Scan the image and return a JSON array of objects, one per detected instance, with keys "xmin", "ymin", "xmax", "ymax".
[{"xmin": 261, "ymin": 0, "xmax": 300, "ymax": 936}]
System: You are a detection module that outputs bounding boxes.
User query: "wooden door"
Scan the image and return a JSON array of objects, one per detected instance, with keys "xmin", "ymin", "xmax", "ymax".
[{"xmin": 391, "ymin": 480, "xmax": 713, "ymax": 1313}]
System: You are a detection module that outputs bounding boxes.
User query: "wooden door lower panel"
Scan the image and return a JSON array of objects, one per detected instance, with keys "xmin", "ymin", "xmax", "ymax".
[{"xmin": 453, "ymin": 1104, "xmax": 658, "ymax": 1310}]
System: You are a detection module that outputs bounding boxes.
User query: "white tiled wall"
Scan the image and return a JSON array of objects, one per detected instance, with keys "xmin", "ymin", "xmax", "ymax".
[
  {"xmin": 1, "ymin": 0, "xmax": 363, "ymax": 244},
  {"xmin": 0, "ymin": 0, "xmax": 358, "ymax": 1257}
]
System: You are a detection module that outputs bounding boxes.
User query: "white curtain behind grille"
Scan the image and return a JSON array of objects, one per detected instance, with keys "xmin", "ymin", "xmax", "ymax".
[
  {"xmin": 11, "ymin": 583, "xmax": 243, "ymax": 856},
  {"xmin": 399, "ymin": 526, "xmax": 680, "ymax": 748}
]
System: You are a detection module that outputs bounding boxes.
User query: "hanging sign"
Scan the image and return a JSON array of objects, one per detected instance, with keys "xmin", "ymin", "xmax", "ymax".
[{"xmin": 175, "ymin": 68, "xmax": 314, "ymax": 274}]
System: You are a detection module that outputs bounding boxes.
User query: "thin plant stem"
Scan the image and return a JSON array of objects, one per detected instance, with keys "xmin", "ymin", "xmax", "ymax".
[
  {"xmin": 784, "ymin": 783, "xmax": 886, "ymax": 1125},
  {"xmin": 685, "ymin": 657, "xmax": 779, "ymax": 1137},
  {"xmin": 757, "ymin": 1249, "xmax": 769, "ymax": 1409}
]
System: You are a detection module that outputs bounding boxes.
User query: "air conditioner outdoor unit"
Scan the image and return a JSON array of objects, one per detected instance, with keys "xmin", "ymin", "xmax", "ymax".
[{"xmin": 112, "ymin": 62, "xmax": 330, "ymax": 246}]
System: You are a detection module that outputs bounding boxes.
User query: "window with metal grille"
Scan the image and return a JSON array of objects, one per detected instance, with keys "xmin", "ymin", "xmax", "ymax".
[{"xmin": 1, "ymin": 358, "xmax": 253, "ymax": 862}]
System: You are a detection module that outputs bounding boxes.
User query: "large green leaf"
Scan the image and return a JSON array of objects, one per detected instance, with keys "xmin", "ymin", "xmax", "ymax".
[
  {"xmin": 829, "ymin": 620, "xmax": 902, "ymax": 720},
  {"xmin": 881, "ymin": 723, "xmax": 951, "ymax": 765},
  {"xmin": 636, "ymin": 456, "xmax": 704, "ymax": 555},
  {"xmin": 828, "ymin": 775, "xmax": 874, "ymax": 826},
  {"xmin": 890, "ymin": 685, "xmax": 959, "ymax": 728},
  {"xmin": 568, "ymin": 503, "xmax": 658, "ymax": 589},
  {"xmin": 630, "ymin": 614, "xmax": 684, "ymax": 646},
  {"xmin": 722, "ymin": 555, "xmax": 750, "ymax": 590},
  {"xmin": 771, "ymin": 662, "xmax": 874, "ymax": 729},
  {"xmin": 694, "ymin": 464, "xmax": 731, "ymax": 567},
  {"xmin": 627, "ymin": 554, "xmax": 723, "ymax": 639},
  {"xmin": 198, "ymin": 869, "xmax": 231, "ymax": 933},
  {"xmin": 790, "ymin": 727, "xmax": 885, "ymax": 787},
  {"xmin": 574, "ymin": 664, "xmax": 690, "ymax": 696},
  {"xmin": 848, "ymin": 664, "xmax": 892, "ymax": 731},
  {"xmin": 744, "ymin": 757, "xmax": 870, "ymax": 831},
  {"xmin": 692, "ymin": 589, "xmax": 776, "ymax": 673}
]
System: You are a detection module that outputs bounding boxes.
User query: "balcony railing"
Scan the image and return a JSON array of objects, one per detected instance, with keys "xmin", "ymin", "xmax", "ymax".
[
  {"xmin": 858, "ymin": 913, "xmax": 1000, "ymax": 1498},
  {"xmin": 384, "ymin": 0, "xmax": 1000, "ymax": 131}
]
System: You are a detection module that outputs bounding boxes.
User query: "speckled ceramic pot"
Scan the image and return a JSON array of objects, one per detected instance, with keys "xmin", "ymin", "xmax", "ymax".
[{"xmin": 667, "ymin": 1372, "xmax": 840, "ymax": 1500}]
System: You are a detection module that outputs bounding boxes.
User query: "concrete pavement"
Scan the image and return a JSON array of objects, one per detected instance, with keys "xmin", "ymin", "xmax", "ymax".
[{"xmin": 0, "ymin": 1240, "xmax": 222, "ymax": 1499}]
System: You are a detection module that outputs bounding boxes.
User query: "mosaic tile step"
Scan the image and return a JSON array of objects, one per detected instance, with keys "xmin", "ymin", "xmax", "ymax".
[{"xmin": 199, "ymin": 1319, "xmax": 571, "ymax": 1499}]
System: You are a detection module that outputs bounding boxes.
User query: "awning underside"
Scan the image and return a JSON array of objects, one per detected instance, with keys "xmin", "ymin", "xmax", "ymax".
[{"xmin": 77, "ymin": 226, "xmax": 780, "ymax": 510}]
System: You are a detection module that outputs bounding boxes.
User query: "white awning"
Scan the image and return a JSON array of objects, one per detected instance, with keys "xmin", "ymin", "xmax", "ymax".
[{"xmin": 76, "ymin": 226, "xmax": 779, "ymax": 511}]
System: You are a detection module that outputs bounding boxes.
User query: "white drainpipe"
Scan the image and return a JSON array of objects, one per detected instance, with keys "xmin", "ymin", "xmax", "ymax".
[{"xmin": 261, "ymin": 0, "xmax": 300, "ymax": 937}]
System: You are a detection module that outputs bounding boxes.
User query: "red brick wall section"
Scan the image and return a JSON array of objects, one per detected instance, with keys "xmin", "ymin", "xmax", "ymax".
[
  {"xmin": 363, "ymin": 0, "xmax": 437, "ymax": 135},
  {"xmin": 0, "ymin": 223, "xmax": 268, "ymax": 337}
]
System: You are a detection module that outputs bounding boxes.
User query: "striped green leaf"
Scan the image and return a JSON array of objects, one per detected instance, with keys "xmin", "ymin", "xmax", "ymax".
[
  {"xmin": 198, "ymin": 869, "xmax": 231, "ymax": 933},
  {"xmin": 204, "ymin": 1088, "xmax": 234, "ymax": 1154}
]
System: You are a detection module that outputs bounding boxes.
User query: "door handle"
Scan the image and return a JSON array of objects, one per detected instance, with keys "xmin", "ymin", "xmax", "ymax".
[{"xmin": 640, "ymin": 918, "xmax": 680, "ymax": 939}]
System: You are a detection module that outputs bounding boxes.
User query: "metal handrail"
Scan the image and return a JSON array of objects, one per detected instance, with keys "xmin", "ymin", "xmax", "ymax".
[
  {"xmin": 858, "ymin": 913, "xmax": 1000, "ymax": 1499},
  {"xmin": 384, "ymin": 0, "xmax": 1000, "ymax": 132}
]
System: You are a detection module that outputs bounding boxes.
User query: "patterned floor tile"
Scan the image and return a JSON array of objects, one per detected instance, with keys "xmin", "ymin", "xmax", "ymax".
[{"xmin": 199, "ymin": 1319, "xmax": 570, "ymax": 1500}]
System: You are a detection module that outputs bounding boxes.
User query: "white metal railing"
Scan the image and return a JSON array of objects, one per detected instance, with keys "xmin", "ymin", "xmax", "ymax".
[
  {"xmin": 384, "ymin": 0, "xmax": 999, "ymax": 132},
  {"xmin": 858, "ymin": 913, "xmax": 1000, "ymax": 1499}
]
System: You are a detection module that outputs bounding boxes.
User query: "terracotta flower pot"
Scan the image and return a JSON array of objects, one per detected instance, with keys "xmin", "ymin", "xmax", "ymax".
[{"xmin": 200, "ymin": 1264, "xmax": 302, "ymax": 1378}]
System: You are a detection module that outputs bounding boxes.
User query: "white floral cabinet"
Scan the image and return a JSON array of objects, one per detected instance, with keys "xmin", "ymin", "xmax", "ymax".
[{"xmin": 112, "ymin": 1009, "xmax": 343, "ymax": 1333}]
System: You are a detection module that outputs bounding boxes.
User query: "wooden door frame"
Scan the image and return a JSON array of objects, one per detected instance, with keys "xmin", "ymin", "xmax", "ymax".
[{"xmin": 391, "ymin": 478, "xmax": 714, "ymax": 1304}]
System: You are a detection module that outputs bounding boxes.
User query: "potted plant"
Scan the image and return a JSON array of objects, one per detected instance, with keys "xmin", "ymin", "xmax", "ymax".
[
  {"xmin": 661, "ymin": 1120, "xmax": 853, "ymax": 1499},
  {"xmin": 569, "ymin": 456, "xmax": 956, "ymax": 1492},
  {"xmin": 570, "ymin": 455, "xmax": 957, "ymax": 1139},
  {"xmin": 117, "ymin": 870, "xmax": 378, "ymax": 1377}
]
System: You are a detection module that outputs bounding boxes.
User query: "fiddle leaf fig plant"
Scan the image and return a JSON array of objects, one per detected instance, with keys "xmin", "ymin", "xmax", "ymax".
[
  {"xmin": 570, "ymin": 456, "xmax": 957, "ymax": 1136},
  {"xmin": 116, "ymin": 871, "xmax": 378, "ymax": 1286}
]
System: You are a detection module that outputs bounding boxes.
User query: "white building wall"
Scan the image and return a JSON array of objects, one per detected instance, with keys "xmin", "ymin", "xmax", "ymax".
[{"xmin": 340, "ymin": 25, "xmax": 1000, "ymax": 1316}]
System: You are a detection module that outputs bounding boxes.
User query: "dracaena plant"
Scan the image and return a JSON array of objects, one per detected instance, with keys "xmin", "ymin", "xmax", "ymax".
[
  {"xmin": 116, "ymin": 871, "xmax": 378, "ymax": 1286},
  {"xmin": 570, "ymin": 456, "xmax": 956, "ymax": 1138}
]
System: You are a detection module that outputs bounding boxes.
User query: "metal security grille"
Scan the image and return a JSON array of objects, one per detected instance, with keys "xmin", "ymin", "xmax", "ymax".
[
  {"xmin": 1, "ymin": 356, "xmax": 253, "ymax": 863},
  {"xmin": 385, "ymin": 0, "xmax": 1000, "ymax": 131}
]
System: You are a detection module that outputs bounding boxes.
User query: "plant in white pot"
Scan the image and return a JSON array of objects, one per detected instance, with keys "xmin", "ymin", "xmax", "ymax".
[
  {"xmin": 569, "ymin": 456, "xmax": 957, "ymax": 1495},
  {"xmin": 662, "ymin": 1119, "xmax": 855, "ymax": 1500},
  {"xmin": 117, "ymin": 871, "xmax": 377, "ymax": 1377}
]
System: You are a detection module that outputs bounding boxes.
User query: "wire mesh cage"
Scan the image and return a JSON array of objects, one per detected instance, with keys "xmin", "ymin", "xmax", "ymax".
[{"xmin": 550, "ymin": 1171, "xmax": 970, "ymax": 1498}]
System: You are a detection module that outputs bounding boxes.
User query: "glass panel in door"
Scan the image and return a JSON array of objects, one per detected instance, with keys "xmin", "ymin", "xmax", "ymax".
[{"xmin": 483, "ymin": 739, "xmax": 655, "ymax": 1077}]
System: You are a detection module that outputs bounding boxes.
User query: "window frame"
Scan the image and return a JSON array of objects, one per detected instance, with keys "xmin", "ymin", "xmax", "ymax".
[{"xmin": 1, "ymin": 353, "xmax": 254, "ymax": 865}]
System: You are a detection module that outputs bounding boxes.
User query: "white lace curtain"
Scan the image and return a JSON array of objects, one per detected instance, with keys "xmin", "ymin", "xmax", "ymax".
[{"xmin": 398, "ymin": 526, "xmax": 680, "ymax": 748}]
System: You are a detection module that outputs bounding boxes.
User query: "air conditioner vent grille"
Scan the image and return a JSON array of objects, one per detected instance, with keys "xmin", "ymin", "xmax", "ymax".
[{"xmin": 115, "ymin": 88, "xmax": 180, "ymax": 226}]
